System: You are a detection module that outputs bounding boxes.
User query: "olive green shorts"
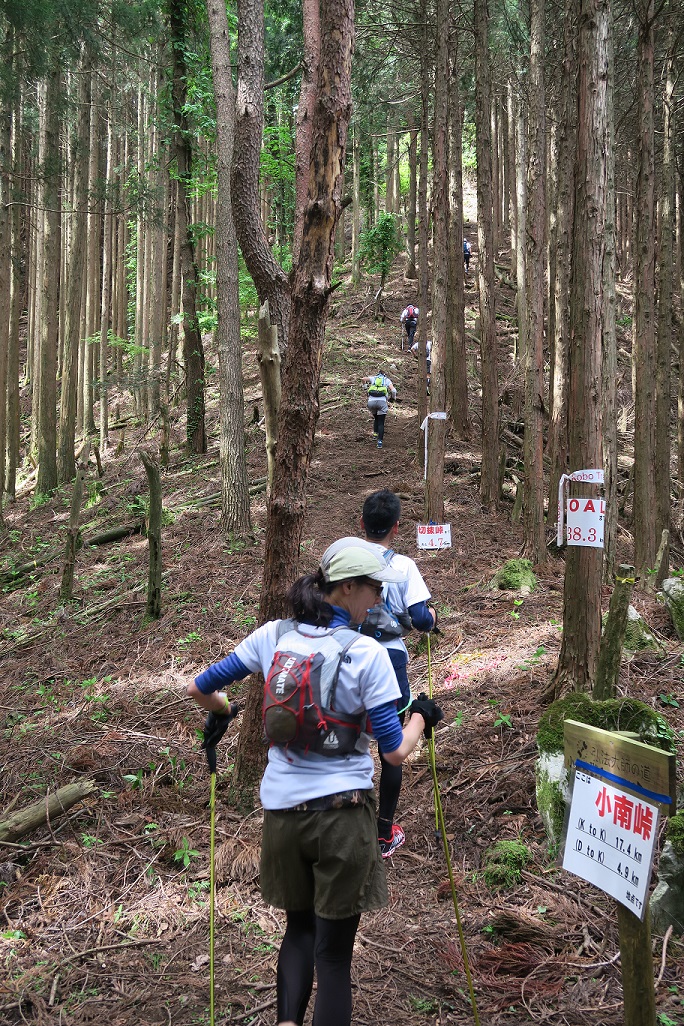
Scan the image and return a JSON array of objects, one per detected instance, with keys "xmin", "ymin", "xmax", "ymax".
[{"xmin": 260, "ymin": 794, "xmax": 388, "ymax": 919}]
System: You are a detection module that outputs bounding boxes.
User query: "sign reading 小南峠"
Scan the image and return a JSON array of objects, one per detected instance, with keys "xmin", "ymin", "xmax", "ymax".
[
  {"xmin": 416, "ymin": 524, "xmax": 452, "ymax": 549},
  {"xmin": 561, "ymin": 720, "xmax": 676, "ymax": 920},
  {"xmin": 562, "ymin": 770, "xmax": 659, "ymax": 918}
]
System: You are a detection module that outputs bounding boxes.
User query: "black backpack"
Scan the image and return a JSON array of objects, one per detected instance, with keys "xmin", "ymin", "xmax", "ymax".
[
  {"xmin": 263, "ymin": 620, "xmax": 366, "ymax": 756},
  {"xmin": 358, "ymin": 551, "xmax": 412, "ymax": 641}
]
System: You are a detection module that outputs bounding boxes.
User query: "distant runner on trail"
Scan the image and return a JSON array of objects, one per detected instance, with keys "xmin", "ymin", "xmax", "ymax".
[
  {"xmin": 400, "ymin": 304, "xmax": 419, "ymax": 347},
  {"xmin": 363, "ymin": 372, "xmax": 397, "ymax": 449},
  {"xmin": 359, "ymin": 490, "xmax": 437, "ymax": 859},
  {"xmin": 463, "ymin": 237, "xmax": 471, "ymax": 273}
]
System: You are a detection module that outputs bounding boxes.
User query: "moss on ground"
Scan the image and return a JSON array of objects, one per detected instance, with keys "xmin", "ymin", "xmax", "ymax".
[
  {"xmin": 489, "ymin": 558, "xmax": 537, "ymax": 592},
  {"xmin": 482, "ymin": 839, "xmax": 532, "ymax": 890},
  {"xmin": 536, "ymin": 692, "xmax": 676, "ymax": 756}
]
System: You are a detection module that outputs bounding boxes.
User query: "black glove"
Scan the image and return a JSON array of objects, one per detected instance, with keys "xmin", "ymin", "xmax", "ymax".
[
  {"xmin": 410, "ymin": 692, "xmax": 444, "ymax": 739},
  {"xmin": 202, "ymin": 703, "xmax": 239, "ymax": 773}
]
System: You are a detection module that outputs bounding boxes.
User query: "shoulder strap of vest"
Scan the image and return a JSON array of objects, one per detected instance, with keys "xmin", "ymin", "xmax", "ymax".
[
  {"xmin": 276, "ymin": 617, "xmax": 297, "ymax": 641},
  {"xmin": 325, "ymin": 627, "xmax": 363, "ymax": 711}
]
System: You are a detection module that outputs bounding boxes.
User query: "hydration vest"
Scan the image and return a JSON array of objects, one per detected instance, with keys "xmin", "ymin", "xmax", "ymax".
[{"xmin": 368, "ymin": 375, "xmax": 389, "ymax": 398}]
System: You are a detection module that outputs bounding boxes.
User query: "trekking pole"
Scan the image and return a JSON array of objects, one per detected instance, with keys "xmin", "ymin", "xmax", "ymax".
[
  {"xmin": 426, "ymin": 633, "xmax": 481, "ymax": 1026},
  {"xmin": 202, "ymin": 702, "xmax": 239, "ymax": 1026},
  {"xmin": 208, "ymin": 757, "xmax": 217, "ymax": 1026}
]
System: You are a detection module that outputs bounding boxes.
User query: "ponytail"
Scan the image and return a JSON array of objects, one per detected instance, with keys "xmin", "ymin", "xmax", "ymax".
[{"xmin": 287, "ymin": 570, "xmax": 335, "ymax": 626}]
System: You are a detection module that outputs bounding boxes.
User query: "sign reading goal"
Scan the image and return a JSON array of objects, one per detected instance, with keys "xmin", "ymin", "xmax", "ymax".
[
  {"xmin": 566, "ymin": 497, "xmax": 605, "ymax": 547},
  {"xmin": 557, "ymin": 468, "xmax": 606, "ymax": 548}
]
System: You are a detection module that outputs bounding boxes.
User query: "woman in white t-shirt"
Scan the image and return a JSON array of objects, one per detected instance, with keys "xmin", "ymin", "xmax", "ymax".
[{"xmin": 187, "ymin": 537, "xmax": 442, "ymax": 1026}]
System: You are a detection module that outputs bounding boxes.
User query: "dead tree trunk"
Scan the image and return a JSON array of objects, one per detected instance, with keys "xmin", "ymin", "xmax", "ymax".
[
  {"xmin": 140, "ymin": 451, "xmax": 162, "ymax": 620},
  {"xmin": 59, "ymin": 442, "xmax": 91, "ymax": 602},
  {"xmin": 257, "ymin": 300, "xmax": 281, "ymax": 493}
]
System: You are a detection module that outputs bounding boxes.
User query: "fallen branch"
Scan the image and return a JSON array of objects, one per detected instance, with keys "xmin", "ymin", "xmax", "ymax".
[{"xmin": 0, "ymin": 779, "xmax": 98, "ymax": 844}]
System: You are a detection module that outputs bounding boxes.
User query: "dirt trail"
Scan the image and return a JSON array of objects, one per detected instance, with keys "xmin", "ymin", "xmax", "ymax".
[{"xmin": 0, "ymin": 254, "xmax": 683, "ymax": 1025}]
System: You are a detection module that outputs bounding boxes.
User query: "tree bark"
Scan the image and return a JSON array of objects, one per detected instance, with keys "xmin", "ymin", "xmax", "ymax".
[
  {"xmin": 36, "ymin": 64, "xmax": 61, "ymax": 496},
  {"xmin": 654, "ymin": 16, "xmax": 675, "ymax": 582},
  {"xmin": 233, "ymin": 0, "xmax": 290, "ymax": 350},
  {"xmin": 601, "ymin": 26, "xmax": 618, "ymax": 580},
  {"xmin": 60, "ymin": 443, "xmax": 90, "ymax": 601},
  {"xmin": 206, "ymin": 0, "xmax": 252, "ymax": 537},
  {"xmin": 554, "ymin": 0, "xmax": 609, "ymax": 693},
  {"xmin": 0, "ymin": 779, "xmax": 98, "ymax": 844},
  {"xmin": 426, "ymin": 0, "xmax": 448, "ymax": 523},
  {"xmin": 632, "ymin": 0, "xmax": 657, "ymax": 578},
  {"xmin": 59, "ymin": 60, "xmax": 91, "ymax": 485},
  {"xmin": 169, "ymin": 0, "xmax": 207, "ymax": 455},
  {"xmin": 447, "ymin": 26, "xmax": 469, "ymax": 438},
  {"xmin": 257, "ymin": 300, "xmax": 281, "ymax": 494},
  {"xmin": 523, "ymin": 0, "xmax": 547, "ymax": 563},
  {"xmin": 548, "ymin": 7, "xmax": 578, "ymax": 526},
  {"xmin": 474, "ymin": 0, "xmax": 499, "ymax": 508},
  {"xmin": 235, "ymin": 0, "xmax": 354, "ymax": 793},
  {"xmin": 594, "ymin": 565, "xmax": 634, "ymax": 700},
  {"xmin": 406, "ymin": 115, "xmax": 418, "ymax": 280},
  {"xmin": 292, "ymin": 0, "xmax": 320, "ymax": 265},
  {"xmin": 140, "ymin": 451, "xmax": 162, "ymax": 620}
]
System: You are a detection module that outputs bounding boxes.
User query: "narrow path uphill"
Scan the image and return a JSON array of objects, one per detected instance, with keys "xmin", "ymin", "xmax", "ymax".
[{"xmin": 1, "ymin": 246, "xmax": 683, "ymax": 1026}]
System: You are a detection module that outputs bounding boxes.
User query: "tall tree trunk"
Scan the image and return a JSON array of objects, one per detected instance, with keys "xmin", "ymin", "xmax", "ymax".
[
  {"xmin": 206, "ymin": 0, "xmax": 252, "ymax": 536},
  {"xmin": 169, "ymin": 0, "xmax": 207, "ymax": 455},
  {"xmin": 233, "ymin": 0, "xmax": 290, "ymax": 350},
  {"xmin": 385, "ymin": 122, "xmax": 394, "ymax": 214},
  {"xmin": 554, "ymin": 0, "xmax": 609, "ymax": 693},
  {"xmin": 83, "ymin": 71, "xmax": 100, "ymax": 438},
  {"xmin": 292, "ymin": 0, "xmax": 320, "ymax": 265},
  {"xmin": 515, "ymin": 99, "xmax": 528, "ymax": 366},
  {"xmin": 5, "ymin": 96, "xmax": 22, "ymax": 497},
  {"xmin": 406, "ymin": 116, "xmax": 418, "ymax": 280},
  {"xmin": 36, "ymin": 65, "xmax": 61, "ymax": 496},
  {"xmin": 548, "ymin": 7, "xmax": 578, "ymax": 527},
  {"xmin": 235, "ymin": 0, "xmax": 354, "ymax": 793},
  {"xmin": 0, "ymin": 35, "xmax": 11, "ymax": 529},
  {"xmin": 523, "ymin": 0, "xmax": 547, "ymax": 563},
  {"xmin": 99, "ymin": 102, "xmax": 114, "ymax": 449},
  {"xmin": 601, "ymin": 21, "xmax": 618, "ymax": 580},
  {"xmin": 654, "ymin": 15, "xmax": 675, "ymax": 583},
  {"xmin": 351, "ymin": 125, "xmax": 361, "ymax": 284},
  {"xmin": 416, "ymin": 0, "xmax": 430, "ymax": 442},
  {"xmin": 632, "ymin": 0, "xmax": 656, "ymax": 578},
  {"xmin": 58, "ymin": 58, "xmax": 91, "ymax": 485},
  {"xmin": 426, "ymin": 0, "xmax": 449, "ymax": 523},
  {"xmin": 447, "ymin": 26, "xmax": 468, "ymax": 438},
  {"xmin": 474, "ymin": 0, "xmax": 499, "ymax": 508}
]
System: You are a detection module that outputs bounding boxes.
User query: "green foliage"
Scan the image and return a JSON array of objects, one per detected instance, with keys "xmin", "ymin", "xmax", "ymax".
[
  {"xmin": 665, "ymin": 813, "xmax": 684, "ymax": 858},
  {"xmin": 490, "ymin": 558, "xmax": 537, "ymax": 591},
  {"xmin": 173, "ymin": 837, "xmax": 200, "ymax": 869},
  {"xmin": 482, "ymin": 839, "xmax": 532, "ymax": 890},
  {"xmin": 359, "ymin": 213, "xmax": 403, "ymax": 285},
  {"xmin": 537, "ymin": 693, "xmax": 677, "ymax": 755}
]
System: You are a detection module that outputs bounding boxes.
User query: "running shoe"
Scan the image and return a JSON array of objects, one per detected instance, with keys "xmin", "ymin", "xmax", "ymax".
[
  {"xmin": 379, "ymin": 824, "xmax": 405, "ymax": 858},
  {"xmin": 377, "ymin": 440, "xmax": 383, "ymax": 448}
]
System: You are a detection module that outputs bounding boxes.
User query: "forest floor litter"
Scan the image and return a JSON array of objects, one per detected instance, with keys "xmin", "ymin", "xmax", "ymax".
[{"xmin": 1, "ymin": 248, "xmax": 683, "ymax": 1025}]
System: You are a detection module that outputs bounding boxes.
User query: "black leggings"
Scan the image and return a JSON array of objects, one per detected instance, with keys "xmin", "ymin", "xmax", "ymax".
[
  {"xmin": 373, "ymin": 412, "xmax": 386, "ymax": 441},
  {"xmin": 277, "ymin": 909, "xmax": 360, "ymax": 1026}
]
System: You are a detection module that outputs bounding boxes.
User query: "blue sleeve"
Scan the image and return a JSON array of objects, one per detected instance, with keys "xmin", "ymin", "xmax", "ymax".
[
  {"xmin": 195, "ymin": 652, "xmax": 251, "ymax": 694},
  {"xmin": 408, "ymin": 600, "xmax": 434, "ymax": 633},
  {"xmin": 368, "ymin": 699, "xmax": 404, "ymax": 754}
]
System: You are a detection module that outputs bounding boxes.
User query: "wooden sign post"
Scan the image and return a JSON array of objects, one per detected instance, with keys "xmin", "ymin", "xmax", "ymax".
[{"xmin": 562, "ymin": 720, "xmax": 676, "ymax": 1026}]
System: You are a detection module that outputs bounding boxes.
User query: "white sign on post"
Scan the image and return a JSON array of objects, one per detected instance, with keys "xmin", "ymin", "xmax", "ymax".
[
  {"xmin": 557, "ymin": 468, "xmax": 606, "ymax": 548},
  {"xmin": 416, "ymin": 524, "xmax": 452, "ymax": 549},
  {"xmin": 562, "ymin": 770, "xmax": 659, "ymax": 919},
  {"xmin": 566, "ymin": 497, "xmax": 605, "ymax": 547},
  {"xmin": 420, "ymin": 412, "xmax": 448, "ymax": 481}
]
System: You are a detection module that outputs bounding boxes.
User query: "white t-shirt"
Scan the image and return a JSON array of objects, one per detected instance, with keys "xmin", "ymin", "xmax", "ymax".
[
  {"xmin": 366, "ymin": 546, "xmax": 432, "ymax": 655},
  {"xmin": 232, "ymin": 620, "xmax": 401, "ymax": 809}
]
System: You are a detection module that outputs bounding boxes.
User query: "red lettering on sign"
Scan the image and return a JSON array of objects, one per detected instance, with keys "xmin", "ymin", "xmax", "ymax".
[
  {"xmin": 584, "ymin": 500, "xmax": 596, "ymax": 513},
  {"xmin": 569, "ymin": 499, "xmax": 580, "ymax": 512}
]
